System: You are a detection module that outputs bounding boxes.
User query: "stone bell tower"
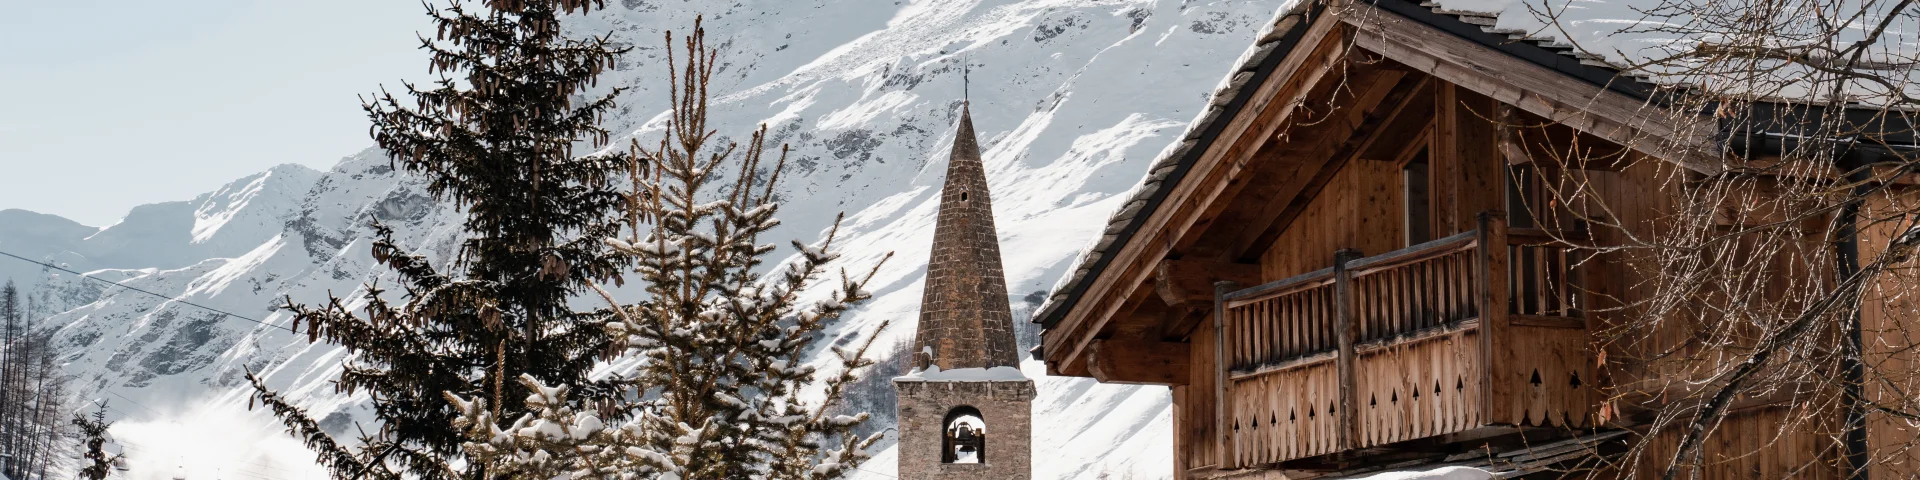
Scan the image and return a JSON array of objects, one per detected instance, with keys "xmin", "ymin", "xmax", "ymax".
[{"xmin": 894, "ymin": 103, "xmax": 1034, "ymax": 480}]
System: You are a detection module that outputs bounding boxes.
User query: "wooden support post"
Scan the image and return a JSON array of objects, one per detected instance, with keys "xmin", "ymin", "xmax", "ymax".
[
  {"xmin": 1173, "ymin": 386, "xmax": 1190, "ymax": 478},
  {"xmin": 1212, "ymin": 280, "xmax": 1238, "ymax": 469},
  {"xmin": 1089, "ymin": 339, "xmax": 1192, "ymax": 385},
  {"xmin": 1433, "ymin": 83, "xmax": 1461, "ymax": 236},
  {"xmin": 1475, "ymin": 212, "xmax": 1511, "ymax": 425},
  {"xmin": 1455, "ymin": 91, "xmax": 1504, "ymax": 231},
  {"xmin": 1333, "ymin": 249, "xmax": 1363, "ymax": 451}
]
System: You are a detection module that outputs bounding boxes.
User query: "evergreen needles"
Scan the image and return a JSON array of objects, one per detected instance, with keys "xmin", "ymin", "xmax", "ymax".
[
  {"xmin": 446, "ymin": 17, "xmax": 891, "ymax": 480},
  {"xmin": 250, "ymin": 3, "xmax": 886, "ymax": 479},
  {"xmin": 250, "ymin": 0, "xmax": 634, "ymax": 478},
  {"xmin": 72, "ymin": 405, "xmax": 119, "ymax": 480}
]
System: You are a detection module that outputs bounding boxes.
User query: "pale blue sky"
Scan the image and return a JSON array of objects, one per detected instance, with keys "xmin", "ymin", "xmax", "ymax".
[{"xmin": 0, "ymin": 0, "xmax": 439, "ymax": 226}]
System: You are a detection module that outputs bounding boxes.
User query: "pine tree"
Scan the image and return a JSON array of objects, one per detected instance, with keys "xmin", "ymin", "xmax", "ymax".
[
  {"xmin": 73, "ymin": 404, "xmax": 119, "ymax": 480},
  {"xmin": 245, "ymin": 1, "xmax": 635, "ymax": 479},
  {"xmin": 444, "ymin": 18, "xmax": 889, "ymax": 480}
]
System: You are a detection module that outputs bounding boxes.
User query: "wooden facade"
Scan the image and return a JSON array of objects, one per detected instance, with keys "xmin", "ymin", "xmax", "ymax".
[{"xmin": 1035, "ymin": 1, "xmax": 1920, "ymax": 478}]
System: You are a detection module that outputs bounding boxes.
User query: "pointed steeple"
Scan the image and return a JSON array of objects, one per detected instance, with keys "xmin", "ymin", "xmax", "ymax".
[{"xmin": 912, "ymin": 103, "xmax": 1020, "ymax": 371}]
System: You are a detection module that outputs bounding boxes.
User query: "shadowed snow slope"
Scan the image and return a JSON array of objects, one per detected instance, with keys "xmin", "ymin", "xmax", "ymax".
[{"xmin": 15, "ymin": 1, "xmax": 1297, "ymax": 478}]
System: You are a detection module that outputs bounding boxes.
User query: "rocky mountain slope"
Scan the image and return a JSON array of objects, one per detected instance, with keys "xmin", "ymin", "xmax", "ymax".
[{"xmin": 9, "ymin": 1, "xmax": 1290, "ymax": 478}]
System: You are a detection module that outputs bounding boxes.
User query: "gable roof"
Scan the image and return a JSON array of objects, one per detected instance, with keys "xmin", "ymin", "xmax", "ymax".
[{"xmin": 1032, "ymin": 0, "xmax": 1666, "ymax": 329}]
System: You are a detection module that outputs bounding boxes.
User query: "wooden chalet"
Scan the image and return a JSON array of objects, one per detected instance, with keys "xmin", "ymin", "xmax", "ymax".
[{"xmin": 1031, "ymin": 0, "xmax": 1920, "ymax": 478}]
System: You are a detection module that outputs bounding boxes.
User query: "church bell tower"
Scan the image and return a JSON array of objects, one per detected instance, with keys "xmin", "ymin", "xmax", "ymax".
[{"xmin": 893, "ymin": 102, "xmax": 1034, "ymax": 480}]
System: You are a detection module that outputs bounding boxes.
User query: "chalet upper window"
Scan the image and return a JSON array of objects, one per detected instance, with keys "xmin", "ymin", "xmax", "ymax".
[
  {"xmin": 941, "ymin": 406, "xmax": 986, "ymax": 464},
  {"xmin": 1507, "ymin": 164, "xmax": 1536, "ymax": 229},
  {"xmin": 1403, "ymin": 147, "xmax": 1431, "ymax": 246}
]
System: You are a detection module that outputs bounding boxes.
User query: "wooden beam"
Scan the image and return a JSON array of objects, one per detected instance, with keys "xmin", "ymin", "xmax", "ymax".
[
  {"xmin": 1341, "ymin": 6, "xmax": 1720, "ymax": 172},
  {"xmin": 1156, "ymin": 259, "xmax": 1263, "ymax": 307},
  {"xmin": 1476, "ymin": 213, "xmax": 1513, "ymax": 425},
  {"xmin": 1358, "ymin": 79, "xmax": 1438, "ymax": 163},
  {"xmin": 1172, "ymin": 386, "xmax": 1190, "ymax": 477},
  {"xmin": 1503, "ymin": 109, "xmax": 1632, "ymax": 171},
  {"xmin": 1089, "ymin": 339, "xmax": 1193, "ymax": 385},
  {"xmin": 1044, "ymin": 20, "xmax": 1351, "ymax": 374},
  {"xmin": 1451, "ymin": 87, "xmax": 1504, "ymax": 234},
  {"xmin": 1046, "ymin": 341, "xmax": 1094, "ymax": 378},
  {"xmin": 1160, "ymin": 305, "xmax": 1210, "ymax": 341},
  {"xmin": 1498, "ymin": 104, "xmax": 1531, "ymax": 166},
  {"xmin": 1434, "ymin": 81, "xmax": 1461, "ymax": 234},
  {"xmin": 1211, "ymin": 281, "xmax": 1234, "ymax": 468},
  {"xmin": 1333, "ymin": 249, "xmax": 1361, "ymax": 451}
]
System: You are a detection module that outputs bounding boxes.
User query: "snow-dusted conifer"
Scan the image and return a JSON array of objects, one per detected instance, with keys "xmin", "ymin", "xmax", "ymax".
[
  {"xmin": 448, "ymin": 18, "xmax": 890, "ymax": 480},
  {"xmin": 246, "ymin": 1, "xmax": 635, "ymax": 478},
  {"xmin": 72, "ymin": 404, "xmax": 119, "ymax": 480}
]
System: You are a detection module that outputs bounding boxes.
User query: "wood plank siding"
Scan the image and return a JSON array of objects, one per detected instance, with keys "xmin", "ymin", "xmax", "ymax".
[{"xmin": 1037, "ymin": 3, "xmax": 1920, "ymax": 478}]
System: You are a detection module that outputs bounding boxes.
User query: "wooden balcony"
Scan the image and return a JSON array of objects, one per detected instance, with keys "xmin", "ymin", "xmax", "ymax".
[{"xmin": 1212, "ymin": 214, "xmax": 1593, "ymax": 468}]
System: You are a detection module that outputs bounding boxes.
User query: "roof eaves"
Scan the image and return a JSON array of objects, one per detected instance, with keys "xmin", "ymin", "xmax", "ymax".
[
  {"xmin": 1034, "ymin": 0, "xmax": 1324, "ymax": 330},
  {"xmin": 1035, "ymin": 0, "xmax": 1674, "ymax": 331}
]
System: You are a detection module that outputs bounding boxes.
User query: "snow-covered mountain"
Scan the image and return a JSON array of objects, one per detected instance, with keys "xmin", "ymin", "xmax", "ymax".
[{"xmin": 9, "ymin": 1, "xmax": 1290, "ymax": 478}]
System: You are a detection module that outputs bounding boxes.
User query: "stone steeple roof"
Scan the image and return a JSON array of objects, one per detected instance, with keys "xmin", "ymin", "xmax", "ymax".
[{"xmin": 912, "ymin": 103, "xmax": 1020, "ymax": 370}]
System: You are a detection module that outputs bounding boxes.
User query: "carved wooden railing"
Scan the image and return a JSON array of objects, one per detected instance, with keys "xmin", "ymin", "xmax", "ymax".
[
  {"xmin": 1219, "ymin": 266, "xmax": 1342, "ymax": 463},
  {"xmin": 1214, "ymin": 213, "xmax": 1592, "ymax": 468}
]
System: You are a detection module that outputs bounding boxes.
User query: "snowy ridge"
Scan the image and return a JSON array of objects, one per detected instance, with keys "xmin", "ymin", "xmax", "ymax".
[{"xmin": 12, "ymin": 1, "xmax": 1302, "ymax": 478}]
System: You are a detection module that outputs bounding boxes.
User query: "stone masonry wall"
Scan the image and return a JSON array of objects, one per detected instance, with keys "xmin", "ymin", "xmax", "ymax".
[
  {"xmin": 894, "ymin": 379, "xmax": 1036, "ymax": 480},
  {"xmin": 912, "ymin": 105, "xmax": 1022, "ymax": 371}
]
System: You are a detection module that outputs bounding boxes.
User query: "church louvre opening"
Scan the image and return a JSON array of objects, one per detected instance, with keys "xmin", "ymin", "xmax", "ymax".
[{"xmin": 942, "ymin": 406, "xmax": 987, "ymax": 464}]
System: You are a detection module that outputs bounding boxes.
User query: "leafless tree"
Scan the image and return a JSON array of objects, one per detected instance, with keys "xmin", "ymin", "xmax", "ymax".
[{"xmin": 1485, "ymin": 0, "xmax": 1920, "ymax": 477}]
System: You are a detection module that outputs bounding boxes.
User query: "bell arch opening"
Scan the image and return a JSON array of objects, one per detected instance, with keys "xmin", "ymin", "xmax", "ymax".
[{"xmin": 941, "ymin": 406, "xmax": 987, "ymax": 464}]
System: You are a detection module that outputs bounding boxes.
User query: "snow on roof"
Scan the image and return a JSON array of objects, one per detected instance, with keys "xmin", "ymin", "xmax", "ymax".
[
  {"xmin": 1349, "ymin": 466, "xmax": 1493, "ymax": 479},
  {"xmin": 1435, "ymin": 0, "xmax": 1920, "ymax": 101},
  {"xmin": 893, "ymin": 365, "xmax": 1030, "ymax": 382}
]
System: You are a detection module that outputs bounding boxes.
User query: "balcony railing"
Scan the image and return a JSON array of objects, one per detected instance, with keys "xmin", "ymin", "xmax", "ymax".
[{"xmin": 1212, "ymin": 213, "xmax": 1593, "ymax": 468}]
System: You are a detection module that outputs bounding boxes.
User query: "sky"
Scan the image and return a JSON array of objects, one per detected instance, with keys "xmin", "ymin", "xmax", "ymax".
[{"xmin": 0, "ymin": 0, "xmax": 439, "ymax": 227}]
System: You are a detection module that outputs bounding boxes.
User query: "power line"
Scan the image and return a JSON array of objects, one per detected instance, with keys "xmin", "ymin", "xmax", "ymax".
[
  {"xmin": 0, "ymin": 249, "xmax": 296, "ymax": 333},
  {"xmin": 101, "ymin": 389, "xmax": 165, "ymax": 418}
]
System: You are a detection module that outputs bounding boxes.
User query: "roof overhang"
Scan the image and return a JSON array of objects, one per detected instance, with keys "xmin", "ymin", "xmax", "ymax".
[
  {"xmin": 1032, "ymin": 0, "xmax": 1677, "ymax": 333},
  {"xmin": 1032, "ymin": 0, "xmax": 1920, "ymax": 376}
]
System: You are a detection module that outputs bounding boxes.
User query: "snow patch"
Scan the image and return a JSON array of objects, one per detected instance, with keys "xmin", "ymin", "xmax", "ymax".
[
  {"xmin": 1352, "ymin": 466, "xmax": 1494, "ymax": 480},
  {"xmin": 894, "ymin": 365, "xmax": 1029, "ymax": 382},
  {"xmin": 108, "ymin": 396, "xmax": 330, "ymax": 480}
]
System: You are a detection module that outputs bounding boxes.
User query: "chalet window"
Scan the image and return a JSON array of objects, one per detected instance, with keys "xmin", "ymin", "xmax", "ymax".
[
  {"xmin": 1402, "ymin": 147, "xmax": 1431, "ymax": 245},
  {"xmin": 1506, "ymin": 164, "xmax": 1536, "ymax": 228},
  {"xmin": 942, "ymin": 406, "xmax": 987, "ymax": 464},
  {"xmin": 1505, "ymin": 164, "xmax": 1579, "ymax": 231}
]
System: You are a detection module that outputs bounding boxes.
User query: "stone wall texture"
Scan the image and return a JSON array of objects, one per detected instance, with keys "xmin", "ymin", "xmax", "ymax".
[
  {"xmin": 899, "ymin": 104, "xmax": 1033, "ymax": 479},
  {"xmin": 911, "ymin": 104, "xmax": 1022, "ymax": 371},
  {"xmin": 894, "ymin": 379, "xmax": 1036, "ymax": 480}
]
